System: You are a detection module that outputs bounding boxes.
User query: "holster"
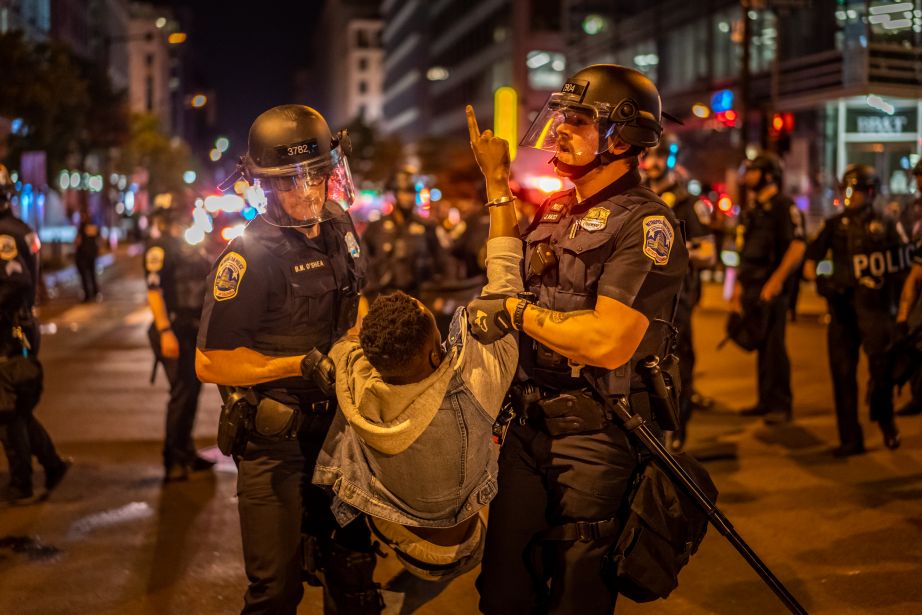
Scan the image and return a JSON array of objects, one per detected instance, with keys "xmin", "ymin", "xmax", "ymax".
[
  {"xmin": 537, "ymin": 391, "xmax": 608, "ymax": 436},
  {"xmin": 217, "ymin": 388, "xmax": 256, "ymax": 456},
  {"xmin": 637, "ymin": 355, "xmax": 681, "ymax": 432}
]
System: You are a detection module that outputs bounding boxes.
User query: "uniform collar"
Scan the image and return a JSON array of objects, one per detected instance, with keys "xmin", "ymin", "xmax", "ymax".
[{"xmin": 571, "ymin": 167, "xmax": 643, "ymax": 215}]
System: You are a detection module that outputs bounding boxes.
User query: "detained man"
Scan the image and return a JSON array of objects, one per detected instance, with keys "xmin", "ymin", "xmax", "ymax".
[{"xmin": 312, "ymin": 106, "xmax": 522, "ymax": 581}]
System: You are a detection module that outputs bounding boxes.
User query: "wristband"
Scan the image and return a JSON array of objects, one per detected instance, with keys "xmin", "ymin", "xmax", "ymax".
[
  {"xmin": 485, "ymin": 195, "xmax": 515, "ymax": 208},
  {"xmin": 513, "ymin": 299, "xmax": 531, "ymax": 331}
]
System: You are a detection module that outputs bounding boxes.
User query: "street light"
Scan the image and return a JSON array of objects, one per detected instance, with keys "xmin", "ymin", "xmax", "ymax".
[
  {"xmin": 190, "ymin": 94, "xmax": 208, "ymax": 108},
  {"xmin": 168, "ymin": 32, "xmax": 188, "ymax": 45}
]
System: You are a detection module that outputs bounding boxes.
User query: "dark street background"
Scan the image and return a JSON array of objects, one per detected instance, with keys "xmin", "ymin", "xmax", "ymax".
[{"xmin": 1, "ymin": 259, "xmax": 920, "ymax": 614}]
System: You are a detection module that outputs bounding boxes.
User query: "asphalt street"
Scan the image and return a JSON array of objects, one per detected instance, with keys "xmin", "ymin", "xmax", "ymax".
[{"xmin": 1, "ymin": 252, "xmax": 920, "ymax": 614}]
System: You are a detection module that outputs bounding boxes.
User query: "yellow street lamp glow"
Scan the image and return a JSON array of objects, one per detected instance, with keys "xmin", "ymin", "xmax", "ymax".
[
  {"xmin": 191, "ymin": 94, "xmax": 208, "ymax": 108},
  {"xmin": 692, "ymin": 103, "xmax": 710, "ymax": 118},
  {"xmin": 494, "ymin": 86, "xmax": 518, "ymax": 162},
  {"xmin": 168, "ymin": 32, "xmax": 188, "ymax": 45}
]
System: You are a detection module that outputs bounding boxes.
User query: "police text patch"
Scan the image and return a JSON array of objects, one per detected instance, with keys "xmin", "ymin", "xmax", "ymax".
[
  {"xmin": 213, "ymin": 251, "xmax": 247, "ymax": 301},
  {"xmin": 0, "ymin": 235, "xmax": 18, "ymax": 261},
  {"xmin": 145, "ymin": 246, "xmax": 165, "ymax": 272},
  {"xmin": 642, "ymin": 216, "xmax": 674, "ymax": 266},
  {"xmin": 579, "ymin": 207, "xmax": 610, "ymax": 232}
]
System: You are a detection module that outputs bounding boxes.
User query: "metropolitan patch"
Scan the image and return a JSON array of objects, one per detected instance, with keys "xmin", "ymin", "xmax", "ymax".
[
  {"xmin": 642, "ymin": 215, "xmax": 674, "ymax": 266},
  {"xmin": 145, "ymin": 246, "xmax": 165, "ymax": 272},
  {"xmin": 579, "ymin": 207, "xmax": 610, "ymax": 232},
  {"xmin": 213, "ymin": 251, "xmax": 247, "ymax": 301},
  {"xmin": 0, "ymin": 235, "xmax": 18, "ymax": 261}
]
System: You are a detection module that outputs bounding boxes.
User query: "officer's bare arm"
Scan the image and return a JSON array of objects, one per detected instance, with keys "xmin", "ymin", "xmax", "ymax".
[
  {"xmin": 897, "ymin": 264, "xmax": 922, "ymax": 322},
  {"xmin": 505, "ymin": 295, "xmax": 648, "ymax": 370},
  {"xmin": 195, "ymin": 348, "xmax": 303, "ymax": 386},
  {"xmin": 771, "ymin": 240, "xmax": 806, "ymax": 285}
]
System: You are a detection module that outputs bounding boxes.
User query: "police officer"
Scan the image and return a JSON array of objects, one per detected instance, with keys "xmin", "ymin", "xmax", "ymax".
[
  {"xmin": 643, "ymin": 136, "xmax": 715, "ymax": 450},
  {"xmin": 466, "ymin": 65, "xmax": 688, "ymax": 614},
  {"xmin": 361, "ymin": 167, "xmax": 442, "ymax": 299},
  {"xmin": 732, "ymin": 152, "xmax": 806, "ymax": 424},
  {"xmin": 74, "ymin": 195, "xmax": 100, "ymax": 302},
  {"xmin": 896, "ymin": 159, "xmax": 922, "ymax": 416},
  {"xmin": 803, "ymin": 164, "xmax": 905, "ymax": 456},
  {"xmin": 144, "ymin": 193, "xmax": 214, "ymax": 482},
  {"xmin": 195, "ymin": 105, "xmax": 380, "ymax": 614},
  {"xmin": 0, "ymin": 164, "xmax": 69, "ymax": 502}
]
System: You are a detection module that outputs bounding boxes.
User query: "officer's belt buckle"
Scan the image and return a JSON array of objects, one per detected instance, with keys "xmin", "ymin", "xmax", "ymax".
[{"xmin": 310, "ymin": 399, "xmax": 332, "ymax": 413}]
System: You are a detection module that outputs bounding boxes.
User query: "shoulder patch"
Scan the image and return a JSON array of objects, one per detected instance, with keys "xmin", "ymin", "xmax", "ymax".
[
  {"xmin": 145, "ymin": 246, "xmax": 165, "ymax": 272},
  {"xmin": 579, "ymin": 206, "xmax": 611, "ymax": 232},
  {"xmin": 0, "ymin": 234, "xmax": 19, "ymax": 261},
  {"xmin": 642, "ymin": 215, "xmax": 674, "ymax": 266},
  {"xmin": 213, "ymin": 251, "xmax": 247, "ymax": 301}
]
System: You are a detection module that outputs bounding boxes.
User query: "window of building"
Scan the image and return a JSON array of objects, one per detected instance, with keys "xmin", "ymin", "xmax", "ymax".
[
  {"xmin": 145, "ymin": 76, "xmax": 154, "ymax": 112},
  {"xmin": 661, "ymin": 20, "xmax": 707, "ymax": 90},
  {"xmin": 531, "ymin": 0, "xmax": 562, "ymax": 31},
  {"xmin": 357, "ymin": 29, "xmax": 370, "ymax": 48},
  {"xmin": 358, "ymin": 80, "xmax": 368, "ymax": 94},
  {"xmin": 713, "ymin": 9, "xmax": 742, "ymax": 80},
  {"xmin": 526, "ymin": 50, "xmax": 566, "ymax": 90},
  {"xmin": 616, "ymin": 39, "xmax": 659, "ymax": 85},
  {"xmin": 146, "ymin": 53, "xmax": 154, "ymax": 67},
  {"xmin": 358, "ymin": 56, "xmax": 368, "ymax": 71},
  {"xmin": 749, "ymin": 10, "xmax": 777, "ymax": 73}
]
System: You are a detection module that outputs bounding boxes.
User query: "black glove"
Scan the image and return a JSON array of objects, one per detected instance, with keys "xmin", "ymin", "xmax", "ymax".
[
  {"xmin": 300, "ymin": 348, "xmax": 336, "ymax": 397},
  {"xmin": 895, "ymin": 321, "xmax": 910, "ymax": 344},
  {"xmin": 467, "ymin": 295, "xmax": 514, "ymax": 344}
]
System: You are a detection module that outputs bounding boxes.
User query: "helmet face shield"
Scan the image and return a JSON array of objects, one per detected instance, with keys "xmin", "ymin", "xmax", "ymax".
[
  {"xmin": 228, "ymin": 142, "xmax": 356, "ymax": 228},
  {"xmin": 521, "ymin": 94, "xmax": 611, "ymax": 158}
]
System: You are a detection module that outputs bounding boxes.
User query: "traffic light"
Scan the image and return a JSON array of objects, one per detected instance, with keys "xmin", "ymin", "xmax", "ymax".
[{"xmin": 768, "ymin": 112, "xmax": 794, "ymax": 154}]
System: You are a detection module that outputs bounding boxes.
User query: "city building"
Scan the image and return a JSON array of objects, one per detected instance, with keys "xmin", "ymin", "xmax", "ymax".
[
  {"xmin": 566, "ymin": 0, "xmax": 922, "ymax": 212},
  {"xmin": 126, "ymin": 2, "xmax": 183, "ymax": 134},
  {"xmin": 0, "ymin": 0, "xmax": 51, "ymax": 40},
  {"xmin": 315, "ymin": 0, "xmax": 383, "ymax": 130}
]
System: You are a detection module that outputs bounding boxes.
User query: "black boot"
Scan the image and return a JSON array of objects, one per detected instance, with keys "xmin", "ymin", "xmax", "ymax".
[
  {"xmin": 880, "ymin": 421, "xmax": 900, "ymax": 450},
  {"xmin": 322, "ymin": 540, "xmax": 383, "ymax": 615}
]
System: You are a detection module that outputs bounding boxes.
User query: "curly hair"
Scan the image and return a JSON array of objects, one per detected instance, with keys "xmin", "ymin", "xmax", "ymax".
[{"xmin": 359, "ymin": 291, "xmax": 434, "ymax": 374}]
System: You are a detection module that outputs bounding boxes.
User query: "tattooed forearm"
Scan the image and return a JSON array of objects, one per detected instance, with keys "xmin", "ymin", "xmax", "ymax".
[{"xmin": 532, "ymin": 308, "xmax": 594, "ymax": 327}]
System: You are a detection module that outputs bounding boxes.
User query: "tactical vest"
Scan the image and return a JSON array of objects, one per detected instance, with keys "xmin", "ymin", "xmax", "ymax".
[{"xmin": 521, "ymin": 186, "xmax": 680, "ymax": 396}]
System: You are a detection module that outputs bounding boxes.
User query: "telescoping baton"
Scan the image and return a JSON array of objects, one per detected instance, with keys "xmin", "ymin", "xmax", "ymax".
[{"xmin": 583, "ymin": 372, "xmax": 808, "ymax": 615}]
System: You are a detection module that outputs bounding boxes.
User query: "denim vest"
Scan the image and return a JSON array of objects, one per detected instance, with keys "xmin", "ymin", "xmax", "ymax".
[{"xmin": 314, "ymin": 316, "xmax": 500, "ymax": 528}]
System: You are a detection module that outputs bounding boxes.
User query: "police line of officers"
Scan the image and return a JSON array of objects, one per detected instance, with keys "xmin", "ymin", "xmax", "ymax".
[{"xmin": 1, "ymin": 60, "xmax": 919, "ymax": 613}]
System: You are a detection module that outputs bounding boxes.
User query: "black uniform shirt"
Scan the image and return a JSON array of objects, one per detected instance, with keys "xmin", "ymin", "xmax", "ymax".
[
  {"xmin": 657, "ymin": 182, "xmax": 710, "ymax": 305},
  {"xmin": 0, "ymin": 210, "xmax": 39, "ymax": 313},
  {"xmin": 736, "ymin": 192, "xmax": 805, "ymax": 285},
  {"xmin": 521, "ymin": 169, "xmax": 688, "ymax": 395},
  {"xmin": 76, "ymin": 219, "xmax": 100, "ymax": 257},
  {"xmin": 197, "ymin": 207, "xmax": 365, "ymax": 401},
  {"xmin": 143, "ymin": 235, "xmax": 212, "ymax": 319},
  {"xmin": 806, "ymin": 208, "xmax": 912, "ymax": 305}
]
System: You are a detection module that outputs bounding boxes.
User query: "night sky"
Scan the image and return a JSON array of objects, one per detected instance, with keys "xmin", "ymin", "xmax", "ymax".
[{"xmin": 160, "ymin": 0, "xmax": 326, "ymax": 155}]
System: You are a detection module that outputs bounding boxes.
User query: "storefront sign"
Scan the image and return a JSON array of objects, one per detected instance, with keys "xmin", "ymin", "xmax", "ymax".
[{"xmin": 846, "ymin": 108, "xmax": 916, "ymax": 134}]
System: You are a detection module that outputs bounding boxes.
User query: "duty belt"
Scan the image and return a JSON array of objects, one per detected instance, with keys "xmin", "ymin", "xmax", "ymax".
[{"xmin": 495, "ymin": 383, "xmax": 659, "ymax": 443}]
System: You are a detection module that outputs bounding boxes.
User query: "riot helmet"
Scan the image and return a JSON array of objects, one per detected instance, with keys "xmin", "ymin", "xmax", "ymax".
[
  {"xmin": 386, "ymin": 166, "xmax": 418, "ymax": 217},
  {"xmin": 643, "ymin": 134, "xmax": 680, "ymax": 182},
  {"xmin": 521, "ymin": 64, "xmax": 664, "ymax": 179},
  {"xmin": 0, "ymin": 164, "xmax": 14, "ymax": 212},
  {"xmin": 840, "ymin": 164, "xmax": 879, "ymax": 211},
  {"xmin": 222, "ymin": 105, "xmax": 355, "ymax": 227},
  {"xmin": 743, "ymin": 152, "xmax": 783, "ymax": 190}
]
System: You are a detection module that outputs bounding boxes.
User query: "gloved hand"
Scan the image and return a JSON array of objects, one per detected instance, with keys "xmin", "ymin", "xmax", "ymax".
[
  {"xmin": 895, "ymin": 320, "xmax": 910, "ymax": 343},
  {"xmin": 301, "ymin": 348, "xmax": 336, "ymax": 397},
  {"xmin": 467, "ymin": 295, "xmax": 514, "ymax": 344}
]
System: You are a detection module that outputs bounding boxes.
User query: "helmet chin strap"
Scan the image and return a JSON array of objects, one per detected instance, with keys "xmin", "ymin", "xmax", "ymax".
[{"xmin": 550, "ymin": 149, "xmax": 633, "ymax": 180}]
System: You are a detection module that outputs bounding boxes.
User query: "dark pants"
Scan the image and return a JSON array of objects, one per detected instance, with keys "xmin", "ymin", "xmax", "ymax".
[
  {"xmin": 1, "ymin": 413, "xmax": 63, "ymax": 489},
  {"xmin": 826, "ymin": 295, "xmax": 895, "ymax": 448},
  {"xmin": 161, "ymin": 322, "xmax": 201, "ymax": 469},
  {"xmin": 477, "ymin": 420, "xmax": 638, "ymax": 615},
  {"xmin": 75, "ymin": 252, "xmax": 98, "ymax": 301},
  {"xmin": 675, "ymin": 301, "xmax": 695, "ymax": 436},
  {"xmin": 744, "ymin": 285, "xmax": 792, "ymax": 413},
  {"xmin": 236, "ymin": 412, "xmax": 375, "ymax": 615}
]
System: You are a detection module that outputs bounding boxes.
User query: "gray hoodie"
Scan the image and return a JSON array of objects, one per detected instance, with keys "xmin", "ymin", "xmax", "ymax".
[{"xmin": 313, "ymin": 236, "xmax": 523, "ymax": 527}]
